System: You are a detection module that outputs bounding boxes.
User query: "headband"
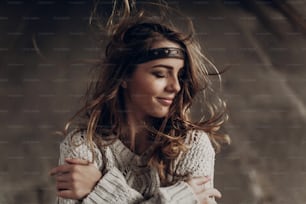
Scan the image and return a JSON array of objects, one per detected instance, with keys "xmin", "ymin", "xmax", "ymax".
[{"xmin": 134, "ymin": 47, "xmax": 186, "ymax": 64}]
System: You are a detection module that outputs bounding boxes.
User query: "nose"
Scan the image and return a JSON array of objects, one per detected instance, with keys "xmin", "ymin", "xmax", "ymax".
[{"xmin": 166, "ymin": 76, "xmax": 181, "ymax": 93}]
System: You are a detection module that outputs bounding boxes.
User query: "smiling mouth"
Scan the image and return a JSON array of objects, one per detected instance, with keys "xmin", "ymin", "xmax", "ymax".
[{"xmin": 156, "ymin": 98, "xmax": 173, "ymax": 106}]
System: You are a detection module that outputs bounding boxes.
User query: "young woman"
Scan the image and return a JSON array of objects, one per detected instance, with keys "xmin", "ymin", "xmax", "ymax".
[{"xmin": 50, "ymin": 1, "xmax": 229, "ymax": 203}]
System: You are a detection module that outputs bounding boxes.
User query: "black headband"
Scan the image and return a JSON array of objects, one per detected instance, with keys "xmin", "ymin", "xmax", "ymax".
[{"xmin": 134, "ymin": 47, "xmax": 186, "ymax": 64}]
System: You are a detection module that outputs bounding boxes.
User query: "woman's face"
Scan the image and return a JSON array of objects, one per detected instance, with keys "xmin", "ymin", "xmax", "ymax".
[{"xmin": 124, "ymin": 40, "xmax": 184, "ymax": 121}]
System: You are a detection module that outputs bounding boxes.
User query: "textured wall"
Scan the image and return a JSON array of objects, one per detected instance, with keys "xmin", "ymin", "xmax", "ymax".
[{"xmin": 1, "ymin": 1, "xmax": 306, "ymax": 203}]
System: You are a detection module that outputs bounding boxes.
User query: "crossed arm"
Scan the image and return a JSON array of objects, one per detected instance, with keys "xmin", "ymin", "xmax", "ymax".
[{"xmin": 50, "ymin": 130, "xmax": 221, "ymax": 204}]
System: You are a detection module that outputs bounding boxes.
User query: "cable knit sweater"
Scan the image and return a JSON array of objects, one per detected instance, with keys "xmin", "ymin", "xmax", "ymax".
[{"xmin": 57, "ymin": 129, "xmax": 216, "ymax": 204}]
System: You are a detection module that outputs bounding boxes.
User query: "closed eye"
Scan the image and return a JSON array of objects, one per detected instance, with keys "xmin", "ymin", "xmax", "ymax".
[
  {"xmin": 151, "ymin": 64, "xmax": 185, "ymax": 80},
  {"xmin": 152, "ymin": 71, "xmax": 167, "ymax": 78}
]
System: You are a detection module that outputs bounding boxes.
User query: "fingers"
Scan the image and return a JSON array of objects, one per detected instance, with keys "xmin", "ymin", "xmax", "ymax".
[
  {"xmin": 186, "ymin": 176, "xmax": 211, "ymax": 195},
  {"xmin": 49, "ymin": 164, "xmax": 71, "ymax": 176},
  {"xmin": 65, "ymin": 158, "xmax": 90, "ymax": 165},
  {"xmin": 57, "ymin": 190, "xmax": 74, "ymax": 199},
  {"xmin": 55, "ymin": 172, "xmax": 72, "ymax": 182},
  {"xmin": 197, "ymin": 188, "xmax": 221, "ymax": 204},
  {"xmin": 200, "ymin": 188, "xmax": 222, "ymax": 199},
  {"xmin": 49, "ymin": 158, "xmax": 91, "ymax": 176},
  {"xmin": 188, "ymin": 181, "xmax": 221, "ymax": 204},
  {"xmin": 56, "ymin": 181, "xmax": 71, "ymax": 190},
  {"xmin": 195, "ymin": 176, "xmax": 210, "ymax": 185},
  {"xmin": 50, "ymin": 159, "xmax": 99, "ymax": 200},
  {"xmin": 186, "ymin": 176, "xmax": 210, "ymax": 186}
]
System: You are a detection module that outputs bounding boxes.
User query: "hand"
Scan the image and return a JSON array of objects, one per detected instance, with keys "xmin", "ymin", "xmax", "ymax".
[
  {"xmin": 186, "ymin": 176, "xmax": 221, "ymax": 204},
  {"xmin": 49, "ymin": 158, "xmax": 102, "ymax": 200}
]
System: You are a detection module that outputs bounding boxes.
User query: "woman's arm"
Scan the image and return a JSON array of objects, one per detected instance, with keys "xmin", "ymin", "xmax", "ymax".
[
  {"xmin": 51, "ymin": 130, "xmax": 194, "ymax": 204},
  {"xmin": 53, "ymin": 162, "xmax": 198, "ymax": 204},
  {"xmin": 139, "ymin": 130, "xmax": 221, "ymax": 204},
  {"xmin": 175, "ymin": 130, "xmax": 216, "ymax": 187},
  {"xmin": 51, "ymin": 130, "xmax": 104, "ymax": 203},
  {"xmin": 172, "ymin": 130, "xmax": 219, "ymax": 203},
  {"xmin": 52, "ymin": 129, "xmax": 218, "ymax": 204},
  {"xmin": 51, "ymin": 130, "xmax": 141, "ymax": 203},
  {"xmin": 82, "ymin": 167, "xmax": 200, "ymax": 204}
]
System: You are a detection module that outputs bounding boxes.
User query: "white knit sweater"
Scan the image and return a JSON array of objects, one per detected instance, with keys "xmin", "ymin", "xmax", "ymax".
[{"xmin": 57, "ymin": 129, "xmax": 215, "ymax": 204}]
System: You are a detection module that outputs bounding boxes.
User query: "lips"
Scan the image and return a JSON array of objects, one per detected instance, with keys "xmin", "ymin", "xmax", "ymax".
[{"xmin": 156, "ymin": 97, "xmax": 173, "ymax": 106}]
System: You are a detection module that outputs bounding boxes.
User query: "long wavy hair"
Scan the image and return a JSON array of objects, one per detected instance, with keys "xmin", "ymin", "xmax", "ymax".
[{"xmin": 63, "ymin": 0, "xmax": 230, "ymax": 185}]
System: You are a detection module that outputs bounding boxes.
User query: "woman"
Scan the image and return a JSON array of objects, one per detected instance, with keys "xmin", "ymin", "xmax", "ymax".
[{"xmin": 50, "ymin": 1, "xmax": 229, "ymax": 203}]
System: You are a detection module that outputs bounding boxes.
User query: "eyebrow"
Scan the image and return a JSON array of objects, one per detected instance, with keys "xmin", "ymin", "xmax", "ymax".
[{"xmin": 151, "ymin": 64, "xmax": 184, "ymax": 70}]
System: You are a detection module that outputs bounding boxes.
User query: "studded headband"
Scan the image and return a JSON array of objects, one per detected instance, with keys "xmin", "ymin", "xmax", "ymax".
[{"xmin": 134, "ymin": 47, "xmax": 186, "ymax": 64}]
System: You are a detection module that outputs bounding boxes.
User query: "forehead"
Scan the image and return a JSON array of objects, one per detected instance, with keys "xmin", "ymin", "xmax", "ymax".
[{"xmin": 136, "ymin": 55, "xmax": 184, "ymax": 71}]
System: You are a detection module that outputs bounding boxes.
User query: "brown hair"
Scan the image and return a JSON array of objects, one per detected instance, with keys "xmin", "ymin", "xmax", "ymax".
[{"xmin": 63, "ymin": 0, "xmax": 230, "ymax": 185}]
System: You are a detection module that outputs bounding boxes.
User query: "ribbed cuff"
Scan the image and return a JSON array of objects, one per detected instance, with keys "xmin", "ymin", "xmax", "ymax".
[
  {"xmin": 159, "ymin": 181, "xmax": 198, "ymax": 204},
  {"xmin": 84, "ymin": 167, "xmax": 129, "ymax": 203}
]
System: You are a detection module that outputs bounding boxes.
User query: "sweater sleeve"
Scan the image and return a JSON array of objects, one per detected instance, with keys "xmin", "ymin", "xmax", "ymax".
[
  {"xmin": 140, "ymin": 181, "xmax": 197, "ymax": 204},
  {"xmin": 56, "ymin": 130, "xmax": 142, "ymax": 204},
  {"xmin": 174, "ymin": 130, "xmax": 216, "ymax": 189},
  {"xmin": 56, "ymin": 129, "xmax": 103, "ymax": 204},
  {"xmin": 83, "ymin": 168, "xmax": 197, "ymax": 204},
  {"xmin": 138, "ymin": 130, "xmax": 215, "ymax": 204},
  {"xmin": 56, "ymin": 130, "xmax": 198, "ymax": 204}
]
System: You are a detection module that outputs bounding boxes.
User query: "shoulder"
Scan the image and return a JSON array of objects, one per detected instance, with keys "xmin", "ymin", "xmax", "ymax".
[
  {"xmin": 60, "ymin": 129, "xmax": 89, "ymax": 152},
  {"xmin": 185, "ymin": 129, "xmax": 215, "ymax": 155},
  {"xmin": 172, "ymin": 129, "xmax": 216, "ymax": 177},
  {"xmin": 59, "ymin": 129, "xmax": 103, "ymax": 168}
]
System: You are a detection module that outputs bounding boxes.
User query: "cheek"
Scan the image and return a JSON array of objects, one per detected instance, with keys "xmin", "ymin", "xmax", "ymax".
[{"xmin": 130, "ymin": 76, "xmax": 164, "ymax": 97}]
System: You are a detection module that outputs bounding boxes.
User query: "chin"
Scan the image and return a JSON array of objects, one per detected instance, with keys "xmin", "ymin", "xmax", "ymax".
[
  {"xmin": 153, "ymin": 115, "xmax": 167, "ymax": 118},
  {"xmin": 146, "ymin": 106, "xmax": 170, "ymax": 118},
  {"xmin": 150, "ymin": 111, "xmax": 169, "ymax": 118}
]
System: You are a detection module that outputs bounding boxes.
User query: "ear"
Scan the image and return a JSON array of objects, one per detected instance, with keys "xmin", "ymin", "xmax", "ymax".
[{"xmin": 121, "ymin": 80, "xmax": 127, "ymax": 88}]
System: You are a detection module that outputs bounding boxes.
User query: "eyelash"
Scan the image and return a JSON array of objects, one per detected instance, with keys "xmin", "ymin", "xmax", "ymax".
[
  {"xmin": 152, "ymin": 72, "xmax": 166, "ymax": 78},
  {"xmin": 152, "ymin": 70, "xmax": 185, "ymax": 79}
]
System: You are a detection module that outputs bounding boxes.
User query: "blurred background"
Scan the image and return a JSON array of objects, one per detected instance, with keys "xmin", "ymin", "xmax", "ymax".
[{"xmin": 1, "ymin": 0, "xmax": 306, "ymax": 203}]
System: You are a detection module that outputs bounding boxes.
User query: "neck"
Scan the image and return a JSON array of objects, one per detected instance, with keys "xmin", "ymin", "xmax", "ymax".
[
  {"xmin": 124, "ymin": 113, "xmax": 155, "ymax": 154},
  {"xmin": 127, "ymin": 113, "xmax": 146, "ymax": 148}
]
